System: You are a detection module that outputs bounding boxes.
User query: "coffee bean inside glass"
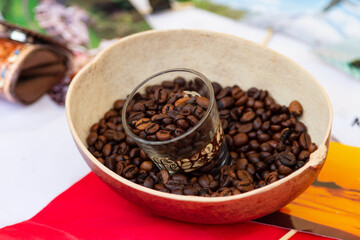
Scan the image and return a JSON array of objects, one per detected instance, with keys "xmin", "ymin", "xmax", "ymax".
[{"xmin": 122, "ymin": 68, "xmax": 229, "ymax": 175}]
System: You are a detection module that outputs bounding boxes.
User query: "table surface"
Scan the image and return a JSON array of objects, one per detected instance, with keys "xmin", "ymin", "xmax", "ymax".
[{"xmin": 1, "ymin": 1, "xmax": 360, "ymax": 229}]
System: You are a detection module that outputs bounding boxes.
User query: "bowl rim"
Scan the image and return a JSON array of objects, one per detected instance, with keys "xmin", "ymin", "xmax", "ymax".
[{"xmin": 65, "ymin": 29, "xmax": 333, "ymax": 203}]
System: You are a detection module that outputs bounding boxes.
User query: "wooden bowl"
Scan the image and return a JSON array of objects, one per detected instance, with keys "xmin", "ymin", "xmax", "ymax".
[{"xmin": 65, "ymin": 29, "xmax": 332, "ymax": 224}]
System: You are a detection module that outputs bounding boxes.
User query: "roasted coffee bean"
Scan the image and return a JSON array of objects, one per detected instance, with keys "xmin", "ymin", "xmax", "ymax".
[
  {"xmin": 156, "ymin": 130, "xmax": 171, "ymax": 141},
  {"xmin": 162, "ymin": 104, "xmax": 174, "ymax": 114},
  {"xmin": 114, "ymin": 99, "xmax": 125, "ymax": 110},
  {"xmin": 295, "ymin": 121, "xmax": 307, "ymax": 133},
  {"xmin": 172, "ymin": 174, "xmax": 188, "ymax": 185},
  {"xmin": 179, "ymin": 109, "xmax": 191, "ymax": 116},
  {"xmin": 289, "ymin": 100, "xmax": 303, "ymax": 117},
  {"xmin": 237, "ymin": 123, "xmax": 253, "ymax": 133},
  {"xmin": 135, "ymin": 118, "xmax": 151, "ymax": 130},
  {"xmin": 216, "ymin": 87, "xmax": 230, "ymax": 100},
  {"xmin": 241, "ymin": 111, "xmax": 256, "ymax": 123},
  {"xmin": 145, "ymin": 123, "xmax": 160, "ymax": 135},
  {"xmin": 258, "ymin": 133, "xmax": 271, "ymax": 143},
  {"xmin": 174, "ymin": 128, "xmax": 185, "ymax": 137},
  {"xmin": 162, "ymin": 117, "xmax": 173, "ymax": 125},
  {"xmin": 236, "ymin": 170, "xmax": 253, "ymax": 182},
  {"xmin": 175, "ymin": 97, "xmax": 190, "ymax": 106},
  {"xmin": 158, "ymin": 169, "xmax": 170, "ymax": 184},
  {"xmin": 115, "ymin": 161, "xmax": 125, "ymax": 175},
  {"xmin": 154, "ymin": 183, "xmax": 169, "ymax": 193},
  {"xmin": 176, "ymin": 119, "xmax": 190, "ymax": 130},
  {"xmin": 123, "ymin": 164, "xmax": 138, "ymax": 179},
  {"xmin": 87, "ymin": 132, "xmax": 98, "ymax": 146},
  {"xmin": 153, "ymin": 88, "xmax": 168, "ymax": 104},
  {"xmin": 102, "ymin": 144, "xmax": 112, "ymax": 157},
  {"xmin": 231, "ymin": 87, "xmax": 243, "ymax": 99},
  {"xmin": 140, "ymin": 161, "xmax": 153, "ymax": 171},
  {"xmin": 278, "ymin": 165, "xmax": 293, "ymax": 175},
  {"xmin": 187, "ymin": 115, "xmax": 199, "ymax": 126},
  {"xmin": 217, "ymin": 97, "xmax": 234, "ymax": 109},
  {"xmin": 126, "ymin": 136, "xmax": 137, "ymax": 146},
  {"xmin": 308, "ymin": 143, "xmax": 318, "ymax": 153},
  {"xmin": 233, "ymin": 133, "xmax": 248, "ymax": 146},
  {"xmin": 183, "ymin": 186, "xmax": 199, "ymax": 196},
  {"xmin": 133, "ymin": 102, "xmax": 145, "ymax": 112},
  {"xmin": 298, "ymin": 150, "xmax": 310, "ymax": 161},
  {"xmin": 233, "ymin": 180, "xmax": 254, "ymax": 192},
  {"xmin": 279, "ymin": 152, "xmax": 296, "ymax": 166},
  {"xmin": 196, "ymin": 97, "xmax": 210, "ymax": 109},
  {"xmin": 235, "ymin": 158, "xmax": 248, "ymax": 170},
  {"xmin": 299, "ymin": 132, "xmax": 311, "ymax": 149},
  {"xmin": 174, "ymin": 77, "xmax": 185, "ymax": 86},
  {"xmin": 105, "ymin": 157, "xmax": 116, "ymax": 171},
  {"xmin": 280, "ymin": 128, "xmax": 291, "ymax": 142},
  {"xmin": 265, "ymin": 171, "xmax": 278, "ymax": 184},
  {"xmin": 198, "ymin": 174, "xmax": 211, "ymax": 188}
]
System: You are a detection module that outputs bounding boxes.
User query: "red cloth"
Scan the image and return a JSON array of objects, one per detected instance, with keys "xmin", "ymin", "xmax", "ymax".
[{"xmin": 0, "ymin": 173, "xmax": 334, "ymax": 240}]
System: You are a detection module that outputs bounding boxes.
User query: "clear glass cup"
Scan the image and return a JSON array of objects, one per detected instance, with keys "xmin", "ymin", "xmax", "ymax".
[{"xmin": 122, "ymin": 68, "xmax": 228, "ymax": 175}]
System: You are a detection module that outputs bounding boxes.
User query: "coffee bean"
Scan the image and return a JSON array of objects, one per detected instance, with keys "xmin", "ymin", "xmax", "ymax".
[
  {"xmin": 183, "ymin": 186, "xmax": 199, "ymax": 196},
  {"xmin": 233, "ymin": 133, "xmax": 248, "ymax": 147},
  {"xmin": 198, "ymin": 174, "xmax": 211, "ymax": 188},
  {"xmin": 258, "ymin": 133, "xmax": 271, "ymax": 143},
  {"xmin": 233, "ymin": 180, "xmax": 254, "ymax": 192},
  {"xmin": 231, "ymin": 87, "xmax": 243, "ymax": 99},
  {"xmin": 236, "ymin": 170, "xmax": 253, "ymax": 182},
  {"xmin": 280, "ymin": 128, "xmax": 291, "ymax": 142},
  {"xmin": 145, "ymin": 123, "xmax": 160, "ymax": 135},
  {"xmin": 195, "ymin": 97, "xmax": 209, "ymax": 109},
  {"xmin": 140, "ymin": 161, "xmax": 153, "ymax": 171},
  {"xmin": 174, "ymin": 128, "xmax": 185, "ymax": 137},
  {"xmin": 289, "ymin": 100, "xmax": 303, "ymax": 117},
  {"xmin": 158, "ymin": 169, "xmax": 170, "ymax": 184},
  {"xmin": 86, "ymin": 132, "xmax": 98, "ymax": 146},
  {"xmin": 235, "ymin": 95, "xmax": 248, "ymax": 107},
  {"xmin": 187, "ymin": 115, "xmax": 199, "ymax": 126},
  {"xmin": 237, "ymin": 122, "xmax": 252, "ymax": 133},
  {"xmin": 265, "ymin": 171, "xmax": 278, "ymax": 184},
  {"xmin": 172, "ymin": 174, "xmax": 188, "ymax": 185},
  {"xmin": 133, "ymin": 102, "xmax": 145, "ymax": 112},
  {"xmin": 153, "ymin": 88, "xmax": 168, "ymax": 104},
  {"xmin": 241, "ymin": 111, "xmax": 256, "ymax": 122},
  {"xmin": 217, "ymin": 96, "xmax": 234, "ymax": 110},
  {"xmin": 154, "ymin": 183, "xmax": 169, "ymax": 193},
  {"xmin": 308, "ymin": 142, "xmax": 318, "ymax": 153},
  {"xmin": 174, "ymin": 77, "xmax": 185, "ymax": 86},
  {"xmin": 176, "ymin": 119, "xmax": 190, "ymax": 130},
  {"xmin": 278, "ymin": 165, "xmax": 293, "ymax": 175},
  {"xmin": 175, "ymin": 97, "xmax": 190, "ymax": 106},
  {"xmin": 295, "ymin": 121, "xmax": 307, "ymax": 133},
  {"xmin": 114, "ymin": 99, "xmax": 125, "ymax": 110},
  {"xmin": 216, "ymin": 87, "xmax": 230, "ymax": 100},
  {"xmin": 279, "ymin": 152, "xmax": 296, "ymax": 166},
  {"xmin": 123, "ymin": 164, "xmax": 138, "ymax": 179},
  {"xmin": 115, "ymin": 161, "xmax": 125, "ymax": 175},
  {"xmin": 299, "ymin": 132, "xmax": 311, "ymax": 149},
  {"xmin": 298, "ymin": 150, "xmax": 310, "ymax": 161},
  {"xmin": 135, "ymin": 118, "xmax": 151, "ymax": 130},
  {"xmin": 102, "ymin": 144, "xmax": 112, "ymax": 157},
  {"xmin": 193, "ymin": 106, "xmax": 205, "ymax": 119}
]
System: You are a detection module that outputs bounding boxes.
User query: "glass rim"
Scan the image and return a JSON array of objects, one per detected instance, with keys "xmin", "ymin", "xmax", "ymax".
[{"xmin": 122, "ymin": 68, "xmax": 215, "ymax": 146}]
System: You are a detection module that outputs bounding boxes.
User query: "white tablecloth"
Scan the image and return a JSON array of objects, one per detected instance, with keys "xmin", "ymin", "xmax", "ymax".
[{"xmin": 1, "ymin": 2, "xmax": 359, "ymax": 228}]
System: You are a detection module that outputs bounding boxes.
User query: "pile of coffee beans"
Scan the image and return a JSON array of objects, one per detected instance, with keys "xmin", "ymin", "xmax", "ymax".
[
  {"xmin": 86, "ymin": 78, "xmax": 317, "ymax": 197},
  {"xmin": 126, "ymin": 82, "xmax": 210, "ymax": 141}
]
